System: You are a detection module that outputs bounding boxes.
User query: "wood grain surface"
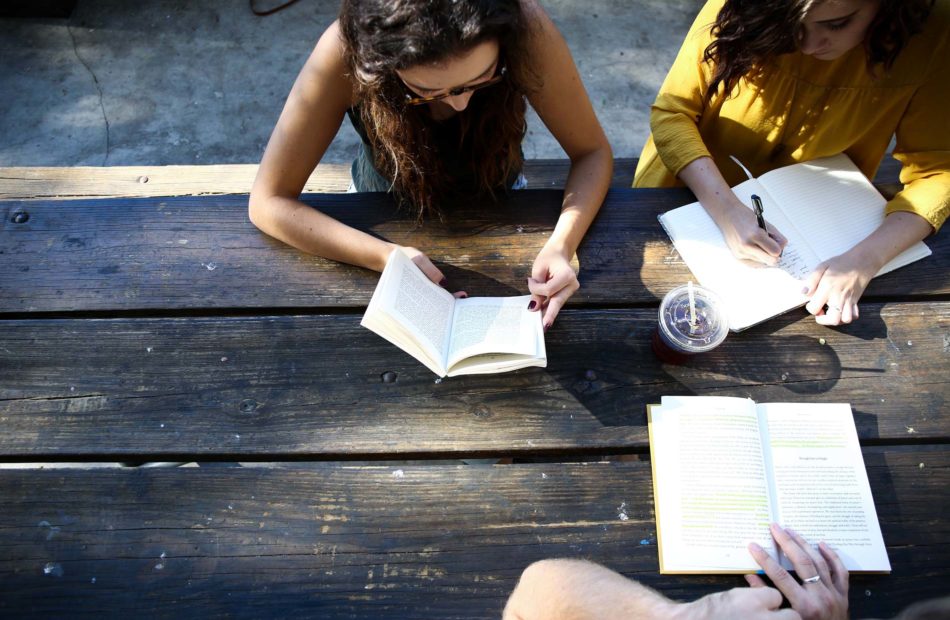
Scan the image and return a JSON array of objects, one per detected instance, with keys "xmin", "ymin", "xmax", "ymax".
[
  {"xmin": 1, "ymin": 303, "xmax": 945, "ymax": 459},
  {"xmin": 0, "ymin": 449, "xmax": 944, "ymax": 619},
  {"xmin": 1, "ymin": 159, "xmax": 944, "ymax": 619},
  {"xmin": 3, "ymin": 188, "xmax": 946, "ymax": 314},
  {"xmin": 0, "ymin": 159, "xmax": 640, "ymax": 201}
]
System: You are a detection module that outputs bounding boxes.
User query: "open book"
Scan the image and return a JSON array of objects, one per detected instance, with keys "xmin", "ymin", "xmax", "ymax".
[
  {"xmin": 361, "ymin": 248, "xmax": 546, "ymax": 377},
  {"xmin": 647, "ymin": 396, "xmax": 890, "ymax": 574},
  {"xmin": 658, "ymin": 154, "xmax": 931, "ymax": 331}
]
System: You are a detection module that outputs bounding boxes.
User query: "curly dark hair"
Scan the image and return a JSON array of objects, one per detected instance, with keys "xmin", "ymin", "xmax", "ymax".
[
  {"xmin": 702, "ymin": 0, "xmax": 935, "ymax": 102},
  {"xmin": 338, "ymin": 0, "xmax": 539, "ymax": 219}
]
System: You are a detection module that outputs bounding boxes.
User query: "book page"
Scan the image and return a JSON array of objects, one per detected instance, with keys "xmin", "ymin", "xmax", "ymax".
[
  {"xmin": 760, "ymin": 403, "xmax": 890, "ymax": 572},
  {"xmin": 361, "ymin": 248, "xmax": 456, "ymax": 375},
  {"xmin": 446, "ymin": 351, "xmax": 547, "ymax": 377},
  {"xmin": 759, "ymin": 154, "xmax": 930, "ymax": 273},
  {"xmin": 659, "ymin": 179, "xmax": 818, "ymax": 331},
  {"xmin": 650, "ymin": 396, "xmax": 776, "ymax": 572},
  {"xmin": 446, "ymin": 295, "xmax": 543, "ymax": 370}
]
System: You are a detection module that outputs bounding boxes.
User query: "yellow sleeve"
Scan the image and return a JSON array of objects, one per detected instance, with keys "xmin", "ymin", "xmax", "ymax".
[
  {"xmin": 648, "ymin": 0, "xmax": 723, "ymax": 177},
  {"xmin": 885, "ymin": 28, "xmax": 950, "ymax": 232}
]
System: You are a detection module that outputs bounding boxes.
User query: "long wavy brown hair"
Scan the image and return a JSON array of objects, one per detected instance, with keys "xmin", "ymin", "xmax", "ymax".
[
  {"xmin": 702, "ymin": 0, "xmax": 935, "ymax": 102},
  {"xmin": 338, "ymin": 0, "xmax": 539, "ymax": 219}
]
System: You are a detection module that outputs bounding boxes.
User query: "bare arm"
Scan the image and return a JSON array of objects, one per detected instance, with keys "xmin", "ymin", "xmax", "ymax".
[
  {"xmin": 678, "ymin": 156, "xmax": 788, "ymax": 265},
  {"xmin": 248, "ymin": 21, "xmax": 396, "ymax": 273},
  {"xmin": 503, "ymin": 559, "xmax": 799, "ymax": 620},
  {"xmin": 802, "ymin": 211, "xmax": 931, "ymax": 325},
  {"xmin": 521, "ymin": 0, "xmax": 613, "ymax": 327}
]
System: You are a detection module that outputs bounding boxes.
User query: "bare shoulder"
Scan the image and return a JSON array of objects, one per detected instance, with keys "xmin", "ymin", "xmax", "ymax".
[
  {"xmin": 297, "ymin": 19, "xmax": 358, "ymax": 108},
  {"xmin": 519, "ymin": 0, "xmax": 562, "ymax": 46}
]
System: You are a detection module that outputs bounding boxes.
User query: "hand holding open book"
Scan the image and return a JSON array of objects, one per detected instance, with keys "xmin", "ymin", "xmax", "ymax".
[{"xmin": 361, "ymin": 248, "xmax": 547, "ymax": 377}]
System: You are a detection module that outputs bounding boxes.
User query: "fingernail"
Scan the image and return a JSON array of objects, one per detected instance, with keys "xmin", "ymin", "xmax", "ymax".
[
  {"xmin": 749, "ymin": 542, "xmax": 762, "ymax": 552},
  {"xmin": 439, "ymin": 277, "xmax": 448, "ymax": 288},
  {"xmin": 459, "ymin": 293, "xmax": 468, "ymax": 299},
  {"xmin": 543, "ymin": 323, "xmax": 550, "ymax": 332},
  {"xmin": 527, "ymin": 300, "xmax": 537, "ymax": 310},
  {"xmin": 801, "ymin": 286, "xmax": 809, "ymax": 294}
]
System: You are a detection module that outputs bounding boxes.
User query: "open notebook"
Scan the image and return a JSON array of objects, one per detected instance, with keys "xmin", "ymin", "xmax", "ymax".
[{"xmin": 658, "ymin": 154, "xmax": 931, "ymax": 331}]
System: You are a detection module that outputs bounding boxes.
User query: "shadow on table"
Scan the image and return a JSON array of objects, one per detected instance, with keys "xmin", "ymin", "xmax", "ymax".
[{"xmin": 545, "ymin": 311, "xmax": 855, "ymax": 430}]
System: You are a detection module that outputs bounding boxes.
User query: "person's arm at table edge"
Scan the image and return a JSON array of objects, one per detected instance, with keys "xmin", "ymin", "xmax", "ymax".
[
  {"xmin": 803, "ymin": 37, "xmax": 949, "ymax": 325},
  {"xmin": 248, "ymin": 21, "xmax": 397, "ymax": 273},
  {"xmin": 521, "ymin": 0, "xmax": 612, "ymax": 324},
  {"xmin": 502, "ymin": 559, "xmax": 681, "ymax": 620},
  {"xmin": 503, "ymin": 558, "xmax": 798, "ymax": 620}
]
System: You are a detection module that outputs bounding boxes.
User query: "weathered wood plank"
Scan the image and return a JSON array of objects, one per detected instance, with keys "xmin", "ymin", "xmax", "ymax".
[
  {"xmin": 0, "ymin": 156, "xmax": 904, "ymax": 201},
  {"xmin": 2, "ymin": 188, "xmax": 946, "ymax": 313},
  {"xmin": 0, "ymin": 449, "xmax": 944, "ymax": 618},
  {"xmin": 1, "ymin": 303, "xmax": 945, "ymax": 458},
  {"xmin": 0, "ymin": 159, "xmax": 639, "ymax": 201},
  {"xmin": 0, "ymin": 163, "xmax": 350, "ymax": 200}
]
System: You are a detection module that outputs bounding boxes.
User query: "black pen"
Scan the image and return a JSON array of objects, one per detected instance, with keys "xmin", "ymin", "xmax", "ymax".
[
  {"xmin": 751, "ymin": 193, "xmax": 783, "ymax": 257},
  {"xmin": 751, "ymin": 194, "xmax": 767, "ymax": 232}
]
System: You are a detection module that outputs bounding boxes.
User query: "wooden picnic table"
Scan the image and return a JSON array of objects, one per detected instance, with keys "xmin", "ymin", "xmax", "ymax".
[{"xmin": 0, "ymin": 160, "xmax": 947, "ymax": 618}]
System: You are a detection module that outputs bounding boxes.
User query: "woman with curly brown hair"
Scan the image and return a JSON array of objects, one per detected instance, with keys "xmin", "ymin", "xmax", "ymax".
[
  {"xmin": 635, "ymin": 0, "xmax": 948, "ymax": 326},
  {"xmin": 249, "ymin": 0, "xmax": 612, "ymax": 330}
]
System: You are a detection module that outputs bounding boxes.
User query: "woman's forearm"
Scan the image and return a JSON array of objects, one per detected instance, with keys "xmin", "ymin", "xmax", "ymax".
[
  {"xmin": 677, "ymin": 156, "xmax": 740, "ymax": 223},
  {"xmin": 248, "ymin": 195, "xmax": 395, "ymax": 272},
  {"xmin": 847, "ymin": 210, "xmax": 932, "ymax": 272},
  {"xmin": 546, "ymin": 145, "xmax": 613, "ymax": 257}
]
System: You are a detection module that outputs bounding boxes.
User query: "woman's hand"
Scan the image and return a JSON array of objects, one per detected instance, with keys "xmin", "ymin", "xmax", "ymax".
[
  {"xmin": 526, "ymin": 244, "xmax": 579, "ymax": 330},
  {"xmin": 677, "ymin": 158, "xmax": 788, "ymax": 266},
  {"xmin": 714, "ymin": 196, "xmax": 789, "ymax": 266},
  {"xmin": 802, "ymin": 247, "xmax": 878, "ymax": 325},
  {"xmin": 747, "ymin": 524, "xmax": 849, "ymax": 620},
  {"xmin": 401, "ymin": 246, "xmax": 467, "ymax": 298}
]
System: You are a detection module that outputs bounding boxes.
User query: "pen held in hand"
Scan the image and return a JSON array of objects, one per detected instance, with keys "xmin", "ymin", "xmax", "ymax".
[
  {"xmin": 751, "ymin": 193, "xmax": 783, "ymax": 258},
  {"xmin": 751, "ymin": 194, "xmax": 767, "ymax": 231}
]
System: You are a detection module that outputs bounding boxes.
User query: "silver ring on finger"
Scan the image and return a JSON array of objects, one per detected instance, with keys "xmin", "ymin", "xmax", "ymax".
[{"xmin": 802, "ymin": 574, "xmax": 821, "ymax": 584}]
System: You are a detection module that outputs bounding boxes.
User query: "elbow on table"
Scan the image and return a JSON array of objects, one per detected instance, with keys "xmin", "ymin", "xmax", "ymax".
[{"xmin": 247, "ymin": 188, "xmax": 273, "ymax": 233}]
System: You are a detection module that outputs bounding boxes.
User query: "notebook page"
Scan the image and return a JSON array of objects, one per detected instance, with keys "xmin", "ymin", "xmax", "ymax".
[
  {"xmin": 758, "ymin": 154, "xmax": 931, "ymax": 273},
  {"xmin": 659, "ymin": 179, "xmax": 818, "ymax": 330},
  {"xmin": 760, "ymin": 402, "xmax": 890, "ymax": 572}
]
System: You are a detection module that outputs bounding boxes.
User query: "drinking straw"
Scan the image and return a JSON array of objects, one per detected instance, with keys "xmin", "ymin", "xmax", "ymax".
[{"xmin": 687, "ymin": 281, "xmax": 697, "ymax": 328}]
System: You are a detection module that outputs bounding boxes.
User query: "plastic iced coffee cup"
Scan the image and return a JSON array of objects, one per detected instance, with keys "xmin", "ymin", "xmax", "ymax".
[{"xmin": 652, "ymin": 284, "xmax": 729, "ymax": 364}]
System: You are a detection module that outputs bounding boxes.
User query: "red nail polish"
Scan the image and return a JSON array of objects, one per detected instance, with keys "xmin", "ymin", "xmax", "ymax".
[
  {"xmin": 543, "ymin": 323, "xmax": 550, "ymax": 332},
  {"xmin": 527, "ymin": 300, "xmax": 537, "ymax": 310},
  {"xmin": 439, "ymin": 277, "xmax": 448, "ymax": 288}
]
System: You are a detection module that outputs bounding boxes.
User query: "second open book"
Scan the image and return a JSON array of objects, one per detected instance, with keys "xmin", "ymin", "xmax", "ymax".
[
  {"xmin": 648, "ymin": 396, "xmax": 890, "ymax": 574},
  {"xmin": 659, "ymin": 154, "xmax": 931, "ymax": 331},
  {"xmin": 361, "ymin": 247, "xmax": 546, "ymax": 377}
]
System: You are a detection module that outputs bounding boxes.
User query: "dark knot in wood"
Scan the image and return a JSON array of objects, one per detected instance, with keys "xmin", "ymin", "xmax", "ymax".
[
  {"xmin": 381, "ymin": 371, "xmax": 398, "ymax": 384},
  {"xmin": 471, "ymin": 405, "xmax": 492, "ymax": 419},
  {"xmin": 11, "ymin": 211, "xmax": 29, "ymax": 224},
  {"xmin": 238, "ymin": 399, "xmax": 261, "ymax": 414}
]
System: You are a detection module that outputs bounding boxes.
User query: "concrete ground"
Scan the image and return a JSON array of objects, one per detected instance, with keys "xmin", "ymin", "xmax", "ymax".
[{"xmin": 0, "ymin": 0, "xmax": 703, "ymax": 168}]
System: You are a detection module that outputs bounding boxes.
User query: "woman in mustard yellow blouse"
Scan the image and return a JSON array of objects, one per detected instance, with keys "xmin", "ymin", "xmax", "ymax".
[{"xmin": 635, "ymin": 0, "xmax": 949, "ymax": 326}]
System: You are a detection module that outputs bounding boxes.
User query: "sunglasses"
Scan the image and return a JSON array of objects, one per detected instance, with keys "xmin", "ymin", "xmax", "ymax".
[{"xmin": 403, "ymin": 65, "xmax": 507, "ymax": 106}]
